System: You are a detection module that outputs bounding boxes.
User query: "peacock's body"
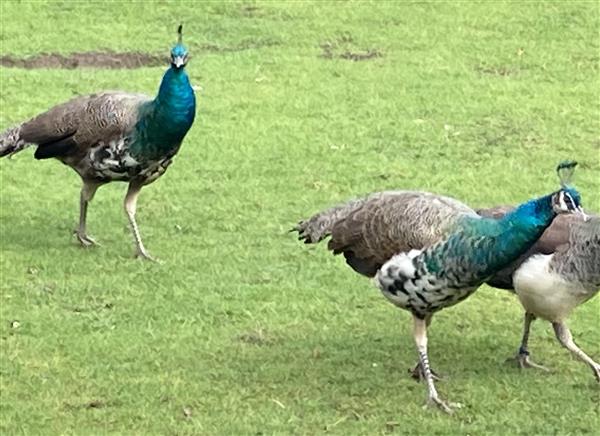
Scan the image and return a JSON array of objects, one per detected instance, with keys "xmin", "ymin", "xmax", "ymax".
[
  {"xmin": 479, "ymin": 206, "xmax": 600, "ymax": 381},
  {"xmin": 0, "ymin": 26, "xmax": 195, "ymax": 260},
  {"xmin": 295, "ymin": 190, "xmax": 480, "ymax": 277},
  {"xmin": 294, "ymin": 162, "xmax": 586, "ymax": 412},
  {"xmin": 377, "ymin": 193, "xmax": 570, "ymax": 317}
]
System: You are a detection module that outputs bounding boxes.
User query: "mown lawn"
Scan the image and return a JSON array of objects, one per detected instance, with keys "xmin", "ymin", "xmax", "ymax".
[{"xmin": 1, "ymin": 1, "xmax": 599, "ymax": 434}]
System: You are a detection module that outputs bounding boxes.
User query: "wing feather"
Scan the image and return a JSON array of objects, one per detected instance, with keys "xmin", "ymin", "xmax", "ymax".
[
  {"xmin": 19, "ymin": 92, "xmax": 150, "ymax": 158},
  {"xmin": 297, "ymin": 191, "xmax": 478, "ymax": 277}
]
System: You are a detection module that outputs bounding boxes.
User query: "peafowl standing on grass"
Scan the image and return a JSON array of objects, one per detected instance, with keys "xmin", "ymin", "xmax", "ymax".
[
  {"xmin": 294, "ymin": 162, "xmax": 585, "ymax": 412},
  {"xmin": 0, "ymin": 25, "xmax": 196, "ymax": 260},
  {"xmin": 479, "ymin": 205, "xmax": 599, "ymax": 382}
]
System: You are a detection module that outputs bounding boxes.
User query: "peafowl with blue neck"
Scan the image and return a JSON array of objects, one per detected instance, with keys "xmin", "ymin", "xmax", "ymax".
[
  {"xmin": 0, "ymin": 25, "xmax": 196, "ymax": 260},
  {"xmin": 293, "ymin": 163, "xmax": 580, "ymax": 412},
  {"xmin": 479, "ymin": 196, "xmax": 599, "ymax": 382},
  {"xmin": 375, "ymin": 161, "xmax": 586, "ymax": 412}
]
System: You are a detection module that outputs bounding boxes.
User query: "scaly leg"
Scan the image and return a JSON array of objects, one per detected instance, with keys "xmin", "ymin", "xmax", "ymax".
[
  {"xmin": 124, "ymin": 182, "xmax": 155, "ymax": 261},
  {"xmin": 553, "ymin": 322, "xmax": 600, "ymax": 382},
  {"xmin": 411, "ymin": 363, "xmax": 443, "ymax": 382},
  {"xmin": 412, "ymin": 315, "xmax": 461, "ymax": 414},
  {"xmin": 411, "ymin": 314, "xmax": 442, "ymax": 381},
  {"xmin": 75, "ymin": 181, "xmax": 101, "ymax": 247},
  {"xmin": 508, "ymin": 312, "xmax": 550, "ymax": 371}
]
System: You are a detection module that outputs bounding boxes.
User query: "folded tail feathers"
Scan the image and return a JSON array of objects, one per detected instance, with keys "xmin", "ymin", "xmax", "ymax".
[
  {"xmin": 293, "ymin": 198, "xmax": 366, "ymax": 244},
  {"xmin": 0, "ymin": 125, "xmax": 28, "ymax": 158}
]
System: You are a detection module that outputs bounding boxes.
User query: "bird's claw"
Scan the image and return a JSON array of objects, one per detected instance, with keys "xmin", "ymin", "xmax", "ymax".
[
  {"xmin": 135, "ymin": 250, "xmax": 161, "ymax": 263},
  {"xmin": 506, "ymin": 352, "xmax": 551, "ymax": 372},
  {"xmin": 410, "ymin": 363, "xmax": 443, "ymax": 382},
  {"xmin": 424, "ymin": 395, "xmax": 462, "ymax": 414},
  {"xmin": 75, "ymin": 231, "xmax": 100, "ymax": 247}
]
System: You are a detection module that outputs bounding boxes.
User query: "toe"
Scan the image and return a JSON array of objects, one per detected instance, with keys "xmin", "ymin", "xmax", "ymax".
[
  {"xmin": 135, "ymin": 251, "xmax": 161, "ymax": 263},
  {"xmin": 75, "ymin": 231, "xmax": 100, "ymax": 247},
  {"xmin": 425, "ymin": 395, "xmax": 457, "ymax": 414}
]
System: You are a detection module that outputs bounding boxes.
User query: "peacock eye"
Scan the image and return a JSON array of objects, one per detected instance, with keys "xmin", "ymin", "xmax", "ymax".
[{"xmin": 562, "ymin": 192, "xmax": 574, "ymax": 209}]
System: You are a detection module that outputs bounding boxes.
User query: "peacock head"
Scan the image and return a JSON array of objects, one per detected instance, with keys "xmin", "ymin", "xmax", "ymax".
[
  {"xmin": 170, "ymin": 24, "xmax": 189, "ymax": 69},
  {"xmin": 551, "ymin": 160, "xmax": 586, "ymax": 218}
]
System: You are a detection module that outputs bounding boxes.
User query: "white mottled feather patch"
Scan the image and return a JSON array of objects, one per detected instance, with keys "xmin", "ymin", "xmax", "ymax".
[
  {"xmin": 377, "ymin": 250, "xmax": 421, "ymax": 285},
  {"xmin": 375, "ymin": 249, "xmax": 422, "ymax": 307},
  {"xmin": 514, "ymin": 254, "xmax": 593, "ymax": 322}
]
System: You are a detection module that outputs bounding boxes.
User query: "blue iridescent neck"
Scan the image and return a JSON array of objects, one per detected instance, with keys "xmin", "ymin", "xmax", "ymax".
[
  {"xmin": 424, "ymin": 192, "xmax": 558, "ymax": 279},
  {"xmin": 153, "ymin": 66, "xmax": 196, "ymax": 135},
  {"xmin": 502, "ymin": 192, "xmax": 556, "ymax": 231},
  {"xmin": 483, "ymin": 192, "xmax": 556, "ymax": 272},
  {"xmin": 131, "ymin": 65, "xmax": 196, "ymax": 160}
]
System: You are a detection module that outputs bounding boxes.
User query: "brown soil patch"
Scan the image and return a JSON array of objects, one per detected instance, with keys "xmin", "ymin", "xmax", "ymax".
[
  {"xmin": 236, "ymin": 328, "xmax": 275, "ymax": 346},
  {"xmin": 475, "ymin": 65, "xmax": 517, "ymax": 77},
  {"xmin": 320, "ymin": 42, "xmax": 382, "ymax": 61},
  {"xmin": 340, "ymin": 50, "xmax": 382, "ymax": 61},
  {"xmin": 1, "ymin": 40, "xmax": 280, "ymax": 69},
  {"xmin": 240, "ymin": 4, "xmax": 260, "ymax": 17},
  {"xmin": 0, "ymin": 51, "xmax": 165, "ymax": 69}
]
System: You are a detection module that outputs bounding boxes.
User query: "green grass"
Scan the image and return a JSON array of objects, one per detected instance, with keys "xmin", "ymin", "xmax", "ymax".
[{"xmin": 1, "ymin": 1, "xmax": 599, "ymax": 434}]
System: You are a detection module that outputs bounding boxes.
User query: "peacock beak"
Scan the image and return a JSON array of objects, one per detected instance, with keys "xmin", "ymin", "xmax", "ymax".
[{"xmin": 173, "ymin": 56, "xmax": 186, "ymax": 68}]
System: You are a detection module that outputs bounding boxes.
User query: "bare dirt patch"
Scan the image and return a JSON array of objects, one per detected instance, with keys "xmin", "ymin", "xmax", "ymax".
[
  {"xmin": 475, "ymin": 64, "xmax": 518, "ymax": 77},
  {"xmin": 321, "ymin": 46, "xmax": 382, "ymax": 61},
  {"xmin": 236, "ymin": 328, "xmax": 275, "ymax": 346},
  {"xmin": 0, "ymin": 52, "xmax": 166, "ymax": 69},
  {"xmin": 1, "ymin": 40, "xmax": 280, "ymax": 69},
  {"xmin": 339, "ymin": 50, "xmax": 382, "ymax": 61},
  {"xmin": 320, "ymin": 39, "xmax": 382, "ymax": 62},
  {"xmin": 63, "ymin": 399, "xmax": 119, "ymax": 410},
  {"xmin": 240, "ymin": 4, "xmax": 261, "ymax": 17}
]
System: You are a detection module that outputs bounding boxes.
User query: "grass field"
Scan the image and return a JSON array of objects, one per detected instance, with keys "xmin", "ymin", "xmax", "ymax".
[{"xmin": 1, "ymin": 1, "xmax": 599, "ymax": 434}]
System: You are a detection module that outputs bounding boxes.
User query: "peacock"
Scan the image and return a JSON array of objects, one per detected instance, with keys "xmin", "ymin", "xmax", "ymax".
[
  {"xmin": 478, "ymin": 206, "xmax": 599, "ymax": 382},
  {"xmin": 294, "ymin": 161, "xmax": 585, "ymax": 412},
  {"xmin": 0, "ymin": 25, "xmax": 196, "ymax": 260}
]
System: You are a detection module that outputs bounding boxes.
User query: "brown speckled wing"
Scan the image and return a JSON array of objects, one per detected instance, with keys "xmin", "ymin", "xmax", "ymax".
[
  {"xmin": 326, "ymin": 191, "xmax": 477, "ymax": 277},
  {"xmin": 550, "ymin": 216, "xmax": 600, "ymax": 287},
  {"xmin": 19, "ymin": 92, "xmax": 149, "ymax": 159}
]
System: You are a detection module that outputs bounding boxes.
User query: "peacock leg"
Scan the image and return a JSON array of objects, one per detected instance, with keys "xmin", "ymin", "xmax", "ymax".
[
  {"xmin": 75, "ymin": 181, "xmax": 100, "ymax": 247},
  {"xmin": 553, "ymin": 322, "xmax": 600, "ymax": 382},
  {"xmin": 412, "ymin": 315, "xmax": 461, "ymax": 413},
  {"xmin": 508, "ymin": 312, "xmax": 550, "ymax": 371},
  {"xmin": 410, "ymin": 314, "xmax": 442, "ymax": 381},
  {"xmin": 411, "ymin": 363, "xmax": 443, "ymax": 381},
  {"xmin": 124, "ymin": 182, "xmax": 155, "ymax": 261}
]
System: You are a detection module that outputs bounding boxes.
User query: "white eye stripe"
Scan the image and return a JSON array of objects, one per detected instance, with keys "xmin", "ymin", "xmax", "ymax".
[
  {"xmin": 560, "ymin": 192, "xmax": 577, "ymax": 210},
  {"xmin": 558, "ymin": 193, "xmax": 566, "ymax": 210}
]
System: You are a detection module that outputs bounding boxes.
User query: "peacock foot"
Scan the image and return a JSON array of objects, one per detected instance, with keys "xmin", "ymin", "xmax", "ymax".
[
  {"xmin": 506, "ymin": 351, "xmax": 551, "ymax": 372},
  {"xmin": 135, "ymin": 249, "xmax": 160, "ymax": 263},
  {"xmin": 75, "ymin": 231, "xmax": 100, "ymax": 247},
  {"xmin": 423, "ymin": 394, "xmax": 462, "ymax": 414},
  {"xmin": 410, "ymin": 362, "xmax": 443, "ymax": 382}
]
